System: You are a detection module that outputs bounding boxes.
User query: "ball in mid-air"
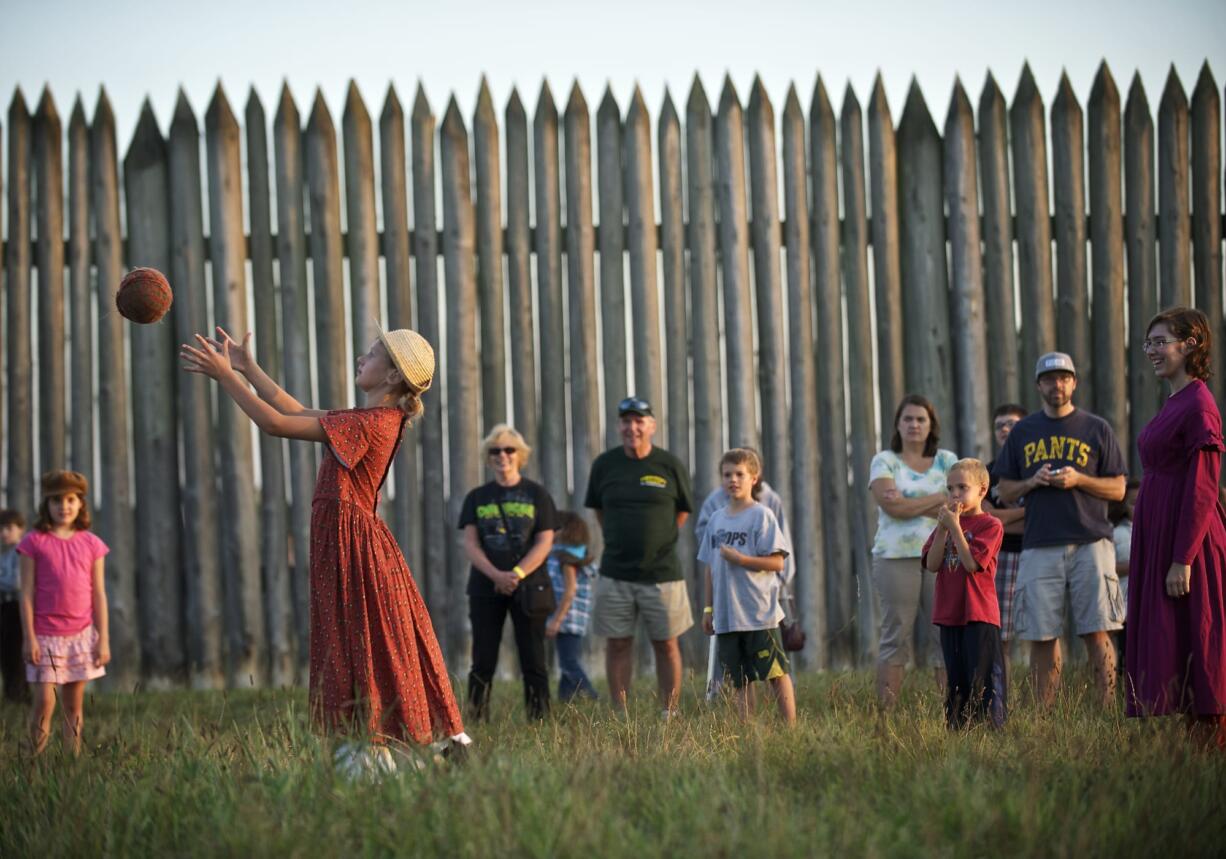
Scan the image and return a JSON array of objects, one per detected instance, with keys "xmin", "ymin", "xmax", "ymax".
[{"xmin": 116, "ymin": 267, "xmax": 173, "ymax": 324}]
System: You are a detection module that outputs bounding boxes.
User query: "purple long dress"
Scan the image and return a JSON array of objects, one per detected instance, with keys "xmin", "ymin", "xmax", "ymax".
[{"xmin": 1127, "ymin": 379, "xmax": 1226, "ymax": 717}]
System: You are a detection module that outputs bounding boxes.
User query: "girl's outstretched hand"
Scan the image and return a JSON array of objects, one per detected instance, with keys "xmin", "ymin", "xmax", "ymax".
[
  {"xmin": 180, "ymin": 334, "xmax": 235, "ymax": 380},
  {"xmin": 207, "ymin": 326, "xmax": 254, "ymax": 375}
]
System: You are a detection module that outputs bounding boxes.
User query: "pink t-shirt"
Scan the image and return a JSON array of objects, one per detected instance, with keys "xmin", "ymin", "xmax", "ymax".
[{"xmin": 17, "ymin": 530, "xmax": 109, "ymax": 636}]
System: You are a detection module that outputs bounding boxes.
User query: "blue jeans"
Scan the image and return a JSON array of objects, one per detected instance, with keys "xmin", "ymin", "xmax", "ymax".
[{"xmin": 555, "ymin": 633, "xmax": 598, "ymax": 702}]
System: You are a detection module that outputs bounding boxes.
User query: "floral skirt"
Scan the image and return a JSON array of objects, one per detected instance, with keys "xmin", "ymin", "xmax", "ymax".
[{"xmin": 26, "ymin": 625, "xmax": 105, "ymax": 685}]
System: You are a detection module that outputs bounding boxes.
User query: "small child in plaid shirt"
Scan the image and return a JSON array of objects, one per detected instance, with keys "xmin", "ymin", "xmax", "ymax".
[{"xmin": 546, "ymin": 511, "xmax": 598, "ymax": 701}]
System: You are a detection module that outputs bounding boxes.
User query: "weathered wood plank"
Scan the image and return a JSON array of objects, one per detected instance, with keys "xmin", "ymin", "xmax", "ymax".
[
  {"xmin": 596, "ymin": 88, "xmax": 628, "ymax": 447},
  {"xmin": 810, "ymin": 78, "xmax": 854, "ymax": 667},
  {"xmin": 624, "ymin": 87, "xmax": 663, "ymax": 421},
  {"xmin": 1088, "ymin": 63, "xmax": 1128, "ymax": 447},
  {"xmin": 379, "ymin": 85, "xmax": 423, "ymax": 578},
  {"xmin": 169, "ymin": 90, "xmax": 223, "ymax": 688},
  {"xmin": 504, "ymin": 89, "xmax": 538, "ymax": 454},
  {"xmin": 1125, "ymin": 75, "xmax": 1161, "ymax": 474},
  {"xmin": 441, "ymin": 98, "xmax": 480, "ymax": 660},
  {"xmin": 534, "ymin": 83, "xmax": 568, "ymax": 504},
  {"xmin": 747, "ymin": 78, "xmax": 789, "ymax": 502},
  {"xmin": 1010, "ymin": 65, "xmax": 1056, "ymax": 409},
  {"xmin": 474, "ymin": 78, "xmax": 507, "ymax": 429},
  {"xmin": 67, "ymin": 98, "xmax": 93, "ymax": 484},
  {"xmin": 716, "ymin": 77, "xmax": 757, "ymax": 449},
  {"xmin": 898, "ymin": 82, "xmax": 953, "ymax": 431},
  {"xmin": 868, "ymin": 76, "xmax": 904, "ymax": 443},
  {"xmin": 782, "ymin": 85, "xmax": 825, "ymax": 669},
  {"xmin": 1051, "ymin": 73, "xmax": 1092, "ymax": 406},
  {"xmin": 205, "ymin": 85, "xmax": 265, "ymax": 687},
  {"xmin": 944, "ymin": 79, "xmax": 991, "ymax": 461},
  {"xmin": 124, "ymin": 100, "xmax": 185, "ymax": 686},
  {"xmin": 685, "ymin": 77, "xmax": 723, "ymax": 502},
  {"xmin": 304, "ymin": 90, "xmax": 347, "ymax": 411},
  {"xmin": 1158, "ymin": 67, "xmax": 1192, "ymax": 308},
  {"xmin": 411, "ymin": 85, "xmax": 449, "ymax": 642},
  {"xmin": 1191, "ymin": 63, "xmax": 1223, "ymax": 398},
  {"xmin": 839, "ymin": 83, "xmax": 876, "ymax": 670},
  {"xmin": 6, "ymin": 92, "xmax": 33, "ymax": 514},
  {"xmin": 978, "ymin": 73, "xmax": 1020, "ymax": 409},
  {"xmin": 342, "ymin": 81, "xmax": 380, "ymax": 365},
  {"xmin": 33, "ymin": 89, "xmax": 66, "ymax": 477},
  {"xmin": 88, "ymin": 89, "xmax": 138, "ymax": 690},
  {"xmin": 565, "ymin": 83, "xmax": 601, "ymax": 510},
  {"xmin": 273, "ymin": 84, "xmax": 314, "ymax": 673},
  {"xmin": 246, "ymin": 89, "xmax": 293, "ymax": 687}
]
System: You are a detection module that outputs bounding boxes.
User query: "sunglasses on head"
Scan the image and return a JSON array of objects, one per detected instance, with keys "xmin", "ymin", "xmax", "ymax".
[
  {"xmin": 488, "ymin": 446, "xmax": 517, "ymax": 457},
  {"xmin": 618, "ymin": 397, "xmax": 651, "ymax": 414}
]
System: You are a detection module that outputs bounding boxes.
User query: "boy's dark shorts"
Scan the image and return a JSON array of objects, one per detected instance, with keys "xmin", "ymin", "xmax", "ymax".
[{"xmin": 717, "ymin": 627, "xmax": 790, "ymax": 688}]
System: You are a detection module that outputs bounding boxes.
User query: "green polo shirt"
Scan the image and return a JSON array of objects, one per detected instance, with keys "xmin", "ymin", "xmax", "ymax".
[{"xmin": 584, "ymin": 445, "xmax": 694, "ymax": 583}]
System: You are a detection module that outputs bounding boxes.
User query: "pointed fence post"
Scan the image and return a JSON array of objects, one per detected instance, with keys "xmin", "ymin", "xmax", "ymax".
[
  {"xmin": 1052, "ymin": 73, "xmax": 1092, "ymax": 406},
  {"xmin": 1191, "ymin": 64, "xmax": 1223, "ymax": 398},
  {"xmin": 342, "ymin": 81, "xmax": 380, "ymax": 368},
  {"xmin": 89, "ymin": 90, "xmax": 138, "ymax": 689},
  {"xmin": 305, "ymin": 91, "xmax": 348, "ymax": 411},
  {"xmin": 624, "ymin": 88, "xmax": 663, "ymax": 424},
  {"xmin": 206, "ymin": 86, "xmax": 266, "ymax": 687},
  {"xmin": 597, "ymin": 88, "xmax": 628, "ymax": 446},
  {"xmin": 1158, "ymin": 67, "xmax": 1192, "ymax": 308},
  {"xmin": 273, "ymin": 85, "xmax": 315, "ymax": 673},
  {"xmin": 473, "ymin": 79, "xmax": 507, "ymax": 429},
  {"xmin": 169, "ymin": 91, "xmax": 224, "ymax": 687},
  {"xmin": 67, "ymin": 99, "xmax": 94, "ymax": 485},
  {"xmin": 124, "ymin": 101, "xmax": 186, "ymax": 686},
  {"xmin": 1088, "ymin": 64, "xmax": 1128, "ymax": 447},
  {"xmin": 868, "ymin": 76, "xmax": 904, "ymax": 442},
  {"xmin": 33, "ymin": 89, "xmax": 66, "ymax": 478}
]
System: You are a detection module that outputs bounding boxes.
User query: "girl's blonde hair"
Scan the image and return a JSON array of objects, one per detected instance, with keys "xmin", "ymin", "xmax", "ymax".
[
  {"xmin": 397, "ymin": 382, "xmax": 425, "ymax": 424},
  {"xmin": 719, "ymin": 447, "xmax": 764, "ymax": 500},
  {"xmin": 480, "ymin": 424, "xmax": 532, "ymax": 469}
]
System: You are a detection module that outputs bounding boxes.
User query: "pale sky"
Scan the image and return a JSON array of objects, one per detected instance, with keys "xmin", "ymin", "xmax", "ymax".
[{"xmin": 2, "ymin": 0, "xmax": 1223, "ymax": 142}]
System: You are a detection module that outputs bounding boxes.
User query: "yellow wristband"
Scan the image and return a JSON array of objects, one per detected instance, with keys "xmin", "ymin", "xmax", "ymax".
[
  {"xmin": 514, "ymin": 565, "xmax": 527, "ymax": 579},
  {"xmin": 703, "ymin": 606, "xmax": 713, "ymax": 614}
]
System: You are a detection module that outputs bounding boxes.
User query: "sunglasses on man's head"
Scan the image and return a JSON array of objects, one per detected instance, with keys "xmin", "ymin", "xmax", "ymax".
[
  {"xmin": 618, "ymin": 397, "xmax": 651, "ymax": 414},
  {"xmin": 488, "ymin": 447, "xmax": 517, "ymax": 457}
]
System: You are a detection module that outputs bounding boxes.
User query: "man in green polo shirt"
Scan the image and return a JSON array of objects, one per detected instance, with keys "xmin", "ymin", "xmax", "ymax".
[{"xmin": 585, "ymin": 396, "xmax": 695, "ymax": 716}]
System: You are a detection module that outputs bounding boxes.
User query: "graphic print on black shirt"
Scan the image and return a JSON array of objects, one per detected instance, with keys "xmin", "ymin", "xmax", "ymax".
[{"xmin": 459, "ymin": 479, "xmax": 558, "ymax": 596}]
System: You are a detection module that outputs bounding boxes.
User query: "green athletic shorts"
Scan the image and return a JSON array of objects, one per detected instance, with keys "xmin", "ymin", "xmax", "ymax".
[{"xmin": 716, "ymin": 627, "xmax": 790, "ymax": 688}]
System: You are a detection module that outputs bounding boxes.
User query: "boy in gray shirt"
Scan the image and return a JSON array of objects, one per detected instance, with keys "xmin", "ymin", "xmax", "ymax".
[{"xmin": 700, "ymin": 449, "xmax": 794, "ymax": 724}]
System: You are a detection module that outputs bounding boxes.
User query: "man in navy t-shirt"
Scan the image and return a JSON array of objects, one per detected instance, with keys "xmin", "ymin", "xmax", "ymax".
[{"xmin": 992, "ymin": 352, "xmax": 1127, "ymax": 711}]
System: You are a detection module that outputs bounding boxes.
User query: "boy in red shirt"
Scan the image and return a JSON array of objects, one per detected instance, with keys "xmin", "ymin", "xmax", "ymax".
[{"xmin": 923, "ymin": 458, "xmax": 1006, "ymax": 728}]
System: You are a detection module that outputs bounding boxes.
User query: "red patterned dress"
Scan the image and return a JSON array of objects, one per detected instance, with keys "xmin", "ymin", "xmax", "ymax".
[{"xmin": 310, "ymin": 407, "xmax": 463, "ymax": 744}]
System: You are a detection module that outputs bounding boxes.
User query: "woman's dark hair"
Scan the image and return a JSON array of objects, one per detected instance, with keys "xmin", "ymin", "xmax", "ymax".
[
  {"xmin": 34, "ymin": 492, "xmax": 91, "ymax": 533},
  {"xmin": 1148, "ymin": 306, "xmax": 1213, "ymax": 380},
  {"xmin": 554, "ymin": 511, "xmax": 590, "ymax": 552},
  {"xmin": 889, "ymin": 394, "xmax": 940, "ymax": 458}
]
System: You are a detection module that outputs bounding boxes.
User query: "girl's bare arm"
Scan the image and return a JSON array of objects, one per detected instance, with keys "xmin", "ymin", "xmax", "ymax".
[{"xmin": 92, "ymin": 558, "xmax": 111, "ymax": 665}]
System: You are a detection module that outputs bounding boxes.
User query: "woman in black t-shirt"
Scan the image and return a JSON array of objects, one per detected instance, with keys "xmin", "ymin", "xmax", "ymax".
[{"xmin": 458, "ymin": 424, "xmax": 557, "ymax": 720}]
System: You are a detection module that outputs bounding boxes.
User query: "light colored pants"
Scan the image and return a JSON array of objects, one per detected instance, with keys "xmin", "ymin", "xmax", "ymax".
[
  {"xmin": 591, "ymin": 577, "xmax": 694, "ymax": 640},
  {"xmin": 872, "ymin": 556, "xmax": 941, "ymax": 668},
  {"xmin": 1015, "ymin": 539, "xmax": 1125, "ymax": 640}
]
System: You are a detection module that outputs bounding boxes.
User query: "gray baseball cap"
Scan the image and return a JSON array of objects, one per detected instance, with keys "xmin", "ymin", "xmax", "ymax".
[{"xmin": 1035, "ymin": 351, "xmax": 1077, "ymax": 381}]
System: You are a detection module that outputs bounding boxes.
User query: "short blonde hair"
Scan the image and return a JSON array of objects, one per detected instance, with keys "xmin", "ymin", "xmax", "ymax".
[
  {"xmin": 949, "ymin": 457, "xmax": 990, "ymax": 489},
  {"xmin": 481, "ymin": 424, "xmax": 532, "ymax": 469}
]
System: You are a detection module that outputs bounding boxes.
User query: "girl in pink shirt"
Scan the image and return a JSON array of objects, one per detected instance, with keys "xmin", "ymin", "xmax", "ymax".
[{"xmin": 18, "ymin": 470, "xmax": 110, "ymax": 756}]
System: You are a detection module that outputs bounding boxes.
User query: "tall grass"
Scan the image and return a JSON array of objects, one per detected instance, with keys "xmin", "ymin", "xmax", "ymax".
[{"xmin": 2, "ymin": 669, "xmax": 1223, "ymax": 857}]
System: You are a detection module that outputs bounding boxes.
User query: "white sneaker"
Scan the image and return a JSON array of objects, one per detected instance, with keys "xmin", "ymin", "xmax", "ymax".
[{"xmin": 334, "ymin": 741, "xmax": 398, "ymax": 782}]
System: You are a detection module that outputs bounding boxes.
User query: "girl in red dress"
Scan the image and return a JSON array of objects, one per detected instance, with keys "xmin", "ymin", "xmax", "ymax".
[
  {"xmin": 1128, "ymin": 307, "xmax": 1226, "ymax": 749},
  {"xmin": 181, "ymin": 325, "xmax": 468, "ymax": 762}
]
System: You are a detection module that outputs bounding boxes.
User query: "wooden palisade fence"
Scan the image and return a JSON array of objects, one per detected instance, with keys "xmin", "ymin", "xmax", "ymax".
[{"xmin": 0, "ymin": 61, "xmax": 1222, "ymax": 688}]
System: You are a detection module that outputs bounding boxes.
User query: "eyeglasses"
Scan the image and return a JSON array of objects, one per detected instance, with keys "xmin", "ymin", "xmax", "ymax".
[{"xmin": 1141, "ymin": 337, "xmax": 1183, "ymax": 351}]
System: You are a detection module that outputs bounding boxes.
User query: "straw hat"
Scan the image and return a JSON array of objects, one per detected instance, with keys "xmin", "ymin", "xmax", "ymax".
[
  {"xmin": 41, "ymin": 470, "xmax": 89, "ymax": 498},
  {"xmin": 376, "ymin": 323, "xmax": 435, "ymax": 392}
]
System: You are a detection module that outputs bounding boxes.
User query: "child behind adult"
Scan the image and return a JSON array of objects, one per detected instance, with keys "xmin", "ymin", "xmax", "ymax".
[
  {"xmin": 0, "ymin": 509, "xmax": 29, "ymax": 704},
  {"xmin": 546, "ymin": 511, "xmax": 599, "ymax": 702},
  {"xmin": 923, "ymin": 459, "xmax": 1006, "ymax": 729},
  {"xmin": 1108, "ymin": 479, "xmax": 1141, "ymax": 665},
  {"xmin": 700, "ymin": 448, "xmax": 795, "ymax": 725},
  {"xmin": 18, "ymin": 472, "xmax": 110, "ymax": 755}
]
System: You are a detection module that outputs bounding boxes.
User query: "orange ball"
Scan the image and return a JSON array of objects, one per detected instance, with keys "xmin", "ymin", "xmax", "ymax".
[{"xmin": 116, "ymin": 267, "xmax": 173, "ymax": 324}]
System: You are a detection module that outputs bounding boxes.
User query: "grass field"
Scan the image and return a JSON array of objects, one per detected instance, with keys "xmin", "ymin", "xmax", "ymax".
[{"xmin": 2, "ymin": 669, "xmax": 1224, "ymax": 857}]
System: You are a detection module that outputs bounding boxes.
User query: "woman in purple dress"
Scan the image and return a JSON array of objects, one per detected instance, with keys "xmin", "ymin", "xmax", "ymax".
[{"xmin": 1128, "ymin": 307, "xmax": 1226, "ymax": 748}]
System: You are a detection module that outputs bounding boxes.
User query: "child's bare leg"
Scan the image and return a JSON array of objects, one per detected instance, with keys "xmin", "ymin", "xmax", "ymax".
[
  {"xmin": 769, "ymin": 675, "xmax": 796, "ymax": 726},
  {"xmin": 29, "ymin": 683, "xmax": 55, "ymax": 756},
  {"xmin": 734, "ymin": 685, "xmax": 752, "ymax": 721},
  {"xmin": 1030, "ymin": 639, "xmax": 1062, "ymax": 708},
  {"xmin": 60, "ymin": 681, "xmax": 86, "ymax": 756}
]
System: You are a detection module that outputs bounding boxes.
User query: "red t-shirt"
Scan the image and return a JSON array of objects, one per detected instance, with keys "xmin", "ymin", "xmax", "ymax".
[{"xmin": 923, "ymin": 512, "xmax": 1003, "ymax": 627}]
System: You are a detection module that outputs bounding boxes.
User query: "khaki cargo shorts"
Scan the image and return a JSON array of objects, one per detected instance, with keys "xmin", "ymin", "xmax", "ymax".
[
  {"xmin": 1014, "ymin": 538, "xmax": 1124, "ymax": 640},
  {"xmin": 591, "ymin": 577, "xmax": 694, "ymax": 640}
]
